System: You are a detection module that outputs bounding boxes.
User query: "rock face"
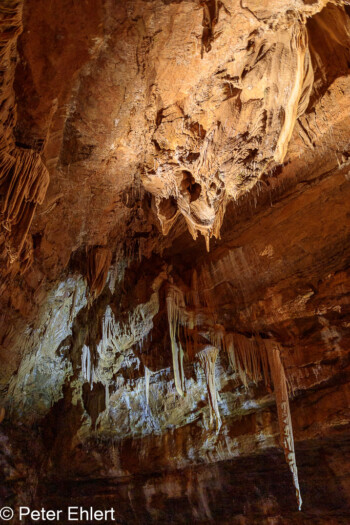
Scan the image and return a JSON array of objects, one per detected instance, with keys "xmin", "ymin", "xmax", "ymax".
[{"xmin": 1, "ymin": 0, "xmax": 350, "ymax": 523}]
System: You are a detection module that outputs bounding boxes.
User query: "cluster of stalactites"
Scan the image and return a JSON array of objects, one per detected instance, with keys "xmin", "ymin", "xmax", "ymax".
[
  {"xmin": 163, "ymin": 273, "xmax": 301, "ymax": 508},
  {"xmin": 0, "ymin": 2, "xmax": 49, "ymax": 273},
  {"xmin": 197, "ymin": 345, "xmax": 222, "ymax": 432},
  {"xmin": 0, "ymin": 147, "xmax": 49, "ymax": 273},
  {"xmin": 224, "ymin": 332, "xmax": 302, "ymax": 510},
  {"xmin": 166, "ymin": 281, "xmax": 224, "ymax": 429},
  {"xmin": 224, "ymin": 333, "xmax": 271, "ymax": 389}
]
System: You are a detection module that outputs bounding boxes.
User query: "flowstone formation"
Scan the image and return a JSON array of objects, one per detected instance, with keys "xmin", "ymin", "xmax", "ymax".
[{"xmin": 1, "ymin": 0, "xmax": 350, "ymax": 523}]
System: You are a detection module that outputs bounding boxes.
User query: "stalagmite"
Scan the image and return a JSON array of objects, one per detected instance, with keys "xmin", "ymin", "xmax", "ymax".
[
  {"xmin": 197, "ymin": 345, "xmax": 222, "ymax": 432},
  {"xmin": 166, "ymin": 284, "xmax": 186, "ymax": 397},
  {"xmin": 265, "ymin": 340, "xmax": 302, "ymax": 511}
]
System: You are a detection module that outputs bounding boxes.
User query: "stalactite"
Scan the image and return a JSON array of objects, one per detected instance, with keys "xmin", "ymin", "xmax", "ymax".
[
  {"xmin": 154, "ymin": 195, "xmax": 181, "ymax": 236},
  {"xmin": 69, "ymin": 286, "xmax": 78, "ymax": 324},
  {"xmin": 224, "ymin": 333, "xmax": 301, "ymax": 508},
  {"xmin": 180, "ymin": 192, "xmax": 228, "ymax": 253},
  {"xmin": 274, "ymin": 23, "xmax": 312, "ymax": 164},
  {"xmin": 264, "ymin": 339, "xmax": 302, "ymax": 511},
  {"xmin": 142, "ymin": 14, "xmax": 315, "ymax": 249},
  {"xmin": 166, "ymin": 284, "xmax": 186, "ymax": 397},
  {"xmin": 82, "ymin": 344, "xmax": 94, "ymax": 389},
  {"xmin": 144, "ymin": 365, "xmax": 153, "ymax": 408},
  {"xmin": 200, "ymin": 0, "xmax": 219, "ymax": 57},
  {"xmin": 223, "ymin": 332, "xmax": 301, "ymax": 508},
  {"xmin": 209, "ymin": 324, "xmax": 224, "ymax": 353},
  {"xmin": 224, "ymin": 333, "xmax": 270, "ymax": 389},
  {"xmin": 197, "ymin": 345, "xmax": 222, "ymax": 432},
  {"xmin": 86, "ymin": 246, "xmax": 112, "ymax": 299},
  {"xmin": 205, "ymin": 232, "xmax": 210, "ymax": 252}
]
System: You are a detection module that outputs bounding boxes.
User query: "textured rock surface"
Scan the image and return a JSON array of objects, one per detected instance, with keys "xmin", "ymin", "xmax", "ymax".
[{"xmin": 1, "ymin": 0, "xmax": 350, "ymax": 523}]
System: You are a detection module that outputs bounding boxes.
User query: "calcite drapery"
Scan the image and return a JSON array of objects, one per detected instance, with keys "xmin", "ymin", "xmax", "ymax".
[
  {"xmin": 1, "ymin": 148, "xmax": 49, "ymax": 264},
  {"xmin": 86, "ymin": 246, "xmax": 112, "ymax": 299},
  {"xmin": 0, "ymin": 1, "xmax": 49, "ymax": 272}
]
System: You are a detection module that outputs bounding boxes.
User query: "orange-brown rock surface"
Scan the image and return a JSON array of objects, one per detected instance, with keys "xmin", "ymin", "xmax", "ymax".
[{"xmin": 1, "ymin": 0, "xmax": 350, "ymax": 523}]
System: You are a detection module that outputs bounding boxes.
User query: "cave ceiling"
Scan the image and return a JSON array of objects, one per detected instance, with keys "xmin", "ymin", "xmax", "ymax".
[{"xmin": 1, "ymin": 1, "xmax": 350, "ymax": 523}]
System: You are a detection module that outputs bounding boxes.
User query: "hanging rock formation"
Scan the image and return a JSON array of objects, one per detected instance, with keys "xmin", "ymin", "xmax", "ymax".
[
  {"xmin": 197, "ymin": 345, "xmax": 222, "ymax": 432},
  {"xmin": 166, "ymin": 282, "xmax": 186, "ymax": 397},
  {"xmin": 142, "ymin": 9, "xmax": 315, "ymax": 248},
  {"xmin": 265, "ymin": 339, "xmax": 302, "ymax": 511},
  {"xmin": 86, "ymin": 245, "xmax": 112, "ymax": 299}
]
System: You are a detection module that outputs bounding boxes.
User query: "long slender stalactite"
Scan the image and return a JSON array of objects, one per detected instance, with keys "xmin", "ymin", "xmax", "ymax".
[
  {"xmin": 166, "ymin": 283, "xmax": 186, "ymax": 397},
  {"xmin": 197, "ymin": 345, "xmax": 222, "ymax": 432},
  {"xmin": 265, "ymin": 339, "xmax": 303, "ymax": 511}
]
